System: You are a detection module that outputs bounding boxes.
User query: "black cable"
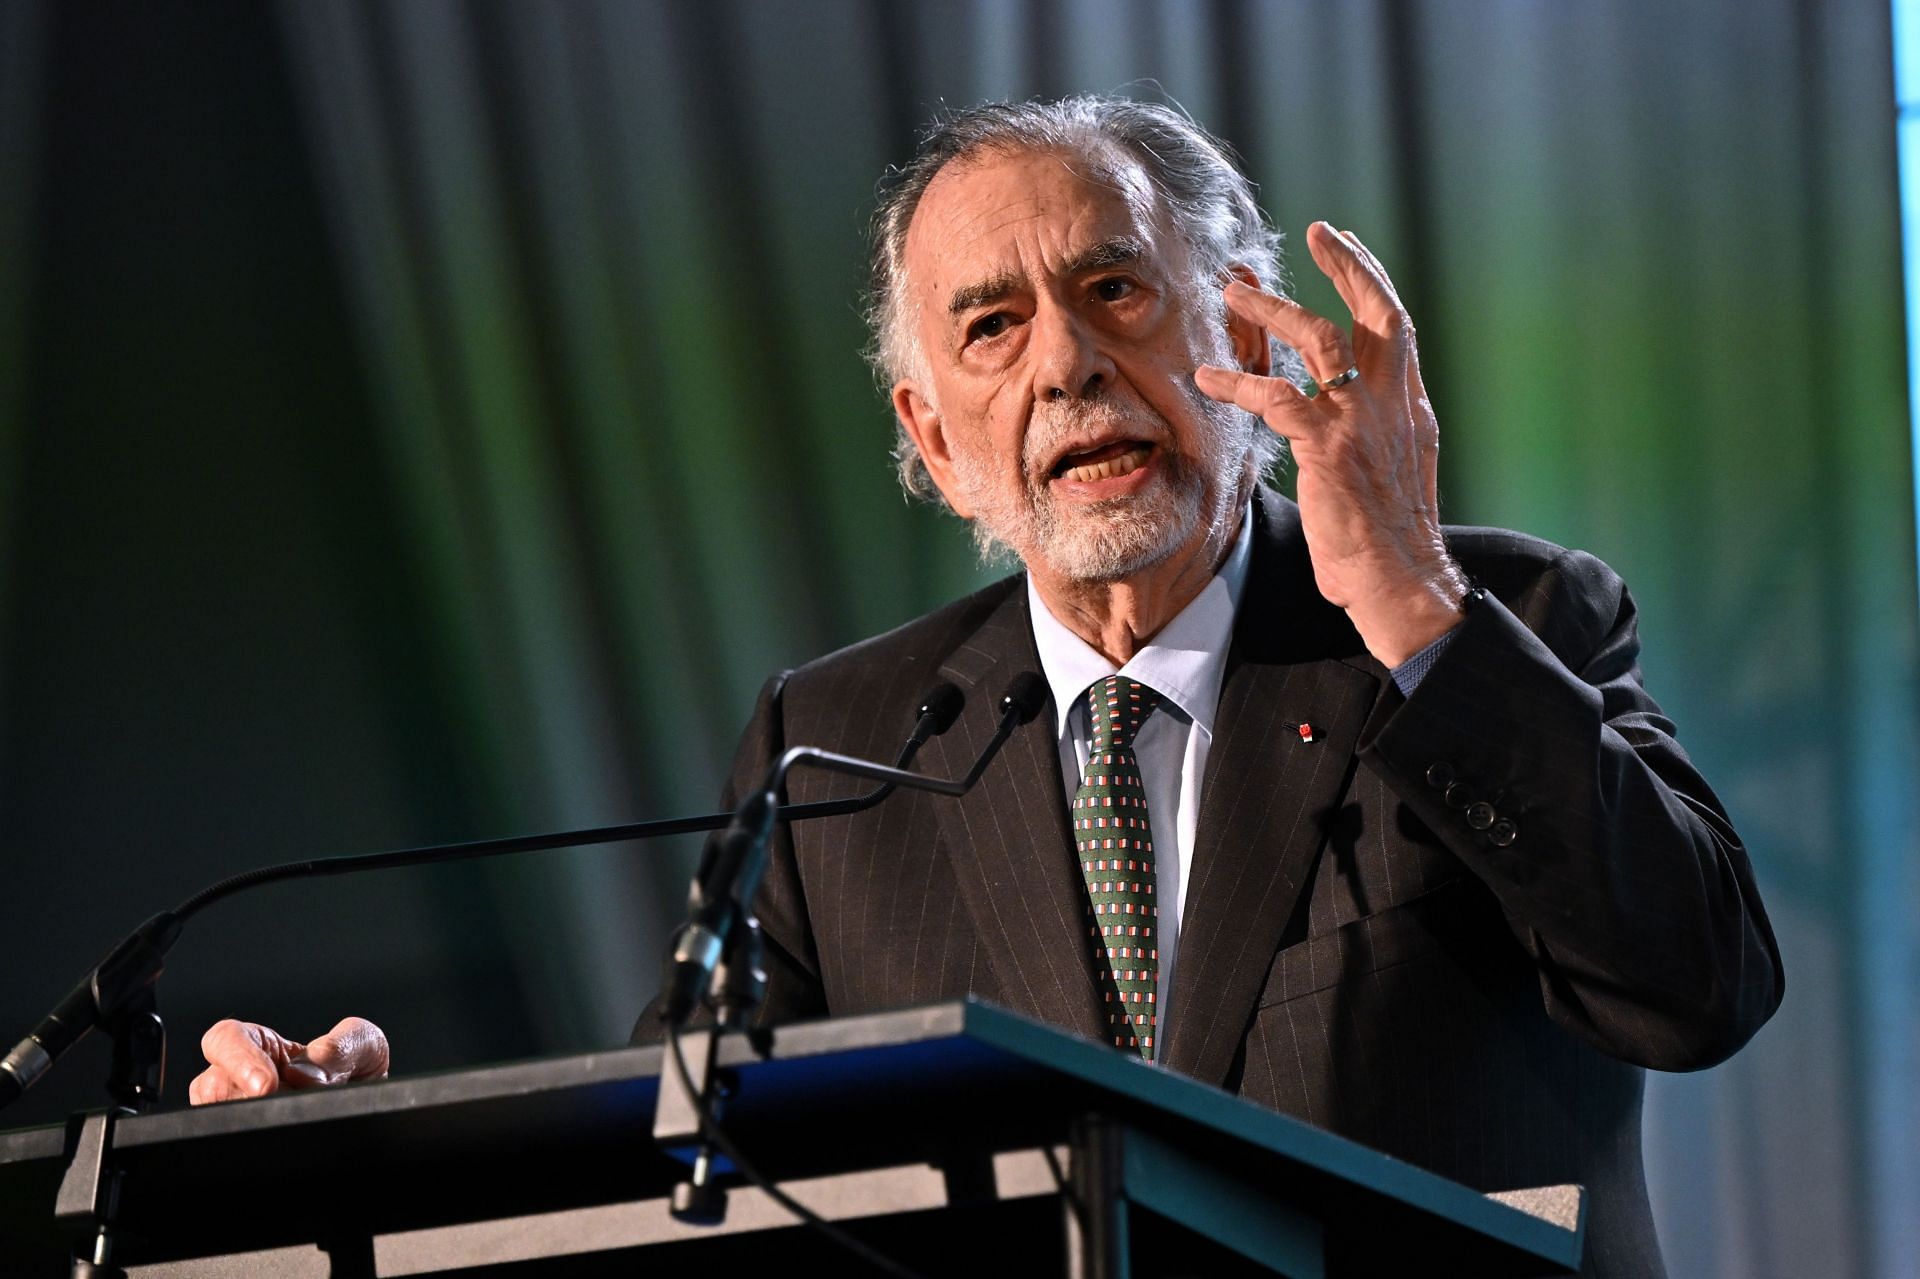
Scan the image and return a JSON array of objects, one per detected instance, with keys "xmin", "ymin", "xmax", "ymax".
[
  {"xmin": 167, "ymin": 770, "xmax": 922, "ymax": 923},
  {"xmin": 663, "ymin": 1026, "xmax": 931, "ymax": 1279},
  {"xmin": 167, "ymin": 684, "xmax": 968, "ymax": 925}
]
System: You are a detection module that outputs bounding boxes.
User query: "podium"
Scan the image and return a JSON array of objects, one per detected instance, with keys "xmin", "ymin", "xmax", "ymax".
[{"xmin": 0, "ymin": 1000, "xmax": 1584, "ymax": 1276}]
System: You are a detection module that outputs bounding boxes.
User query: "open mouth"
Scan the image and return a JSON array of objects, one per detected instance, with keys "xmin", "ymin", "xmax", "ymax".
[{"xmin": 1050, "ymin": 440, "xmax": 1154, "ymax": 484}]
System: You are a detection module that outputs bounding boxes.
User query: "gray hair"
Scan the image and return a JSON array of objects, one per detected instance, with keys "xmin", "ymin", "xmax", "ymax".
[{"xmin": 865, "ymin": 94, "xmax": 1296, "ymax": 501}]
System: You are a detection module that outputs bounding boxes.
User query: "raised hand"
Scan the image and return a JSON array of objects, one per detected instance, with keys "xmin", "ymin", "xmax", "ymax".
[
  {"xmin": 1194, "ymin": 221, "xmax": 1467, "ymax": 667},
  {"xmin": 188, "ymin": 1015, "xmax": 389, "ymax": 1104}
]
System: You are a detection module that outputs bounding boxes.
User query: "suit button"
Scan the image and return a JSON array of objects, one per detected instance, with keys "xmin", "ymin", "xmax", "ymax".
[
  {"xmin": 1425, "ymin": 761, "xmax": 1455, "ymax": 789},
  {"xmin": 1466, "ymin": 802, "xmax": 1496, "ymax": 830},
  {"xmin": 1490, "ymin": 818, "xmax": 1518, "ymax": 846},
  {"xmin": 1444, "ymin": 781, "xmax": 1473, "ymax": 810}
]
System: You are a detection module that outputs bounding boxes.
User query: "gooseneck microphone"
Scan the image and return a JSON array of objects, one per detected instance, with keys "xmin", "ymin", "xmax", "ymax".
[
  {"xmin": 659, "ymin": 672, "xmax": 1048, "ymax": 1027},
  {"xmin": 0, "ymin": 914, "xmax": 181, "ymax": 1112},
  {"xmin": 0, "ymin": 681, "xmax": 969, "ymax": 1115}
]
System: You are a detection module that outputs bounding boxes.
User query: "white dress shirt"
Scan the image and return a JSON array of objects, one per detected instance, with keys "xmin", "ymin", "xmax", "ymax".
[{"xmin": 1025, "ymin": 505, "xmax": 1254, "ymax": 1038}]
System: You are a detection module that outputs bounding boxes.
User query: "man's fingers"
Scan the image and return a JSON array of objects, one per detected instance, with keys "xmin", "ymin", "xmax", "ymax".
[
  {"xmin": 1194, "ymin": 364, "xmax": 1316, "ymax": 430},
  {"xmin": 194, "ymin": 1016, "xmax": 388, "ymax": 1102},
  {"xmin": 188, "ymin": 1066, "xmax": 246, "ymax": 1105},
  {"xmin": 198, "ymin": 1019, "xmax": 300, "ymax": 1099},
  {"xmin": 287, "ymin": 1016, "xmax": 391, "ymax": 1089},
  {"xmin": 1337, "ymin": 227, "xmax": 1403, "ymax": 311},
  {"xmin": 1220, "ymin": 280, "xmax": 1352, "ymax": 382},
  {"xmin": 1305, "ymin": 221, "xmax": 1403, "ymax": 335}
]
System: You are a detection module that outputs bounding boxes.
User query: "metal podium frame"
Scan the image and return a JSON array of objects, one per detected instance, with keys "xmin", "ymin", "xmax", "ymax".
[{"xmin": 0, "ymin": 1000, "xmax": 1584, "ymax": 1277}]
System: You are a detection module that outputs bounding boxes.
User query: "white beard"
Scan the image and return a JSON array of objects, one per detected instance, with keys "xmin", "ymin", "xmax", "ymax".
[{"xmin": 949, "ymin": 382, "xmax": 1255, "ymax": 583}]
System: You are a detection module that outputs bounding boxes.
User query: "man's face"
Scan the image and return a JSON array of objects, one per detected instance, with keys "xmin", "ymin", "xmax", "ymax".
[{"xmin": 892, "ymin": 146, "xmax": 1266, "ymax": 582}]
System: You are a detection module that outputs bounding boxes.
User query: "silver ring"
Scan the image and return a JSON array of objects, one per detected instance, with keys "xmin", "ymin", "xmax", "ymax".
[{"xmin": 1305, "ymin": 365, "xmax": 1361, "ymax": 398}]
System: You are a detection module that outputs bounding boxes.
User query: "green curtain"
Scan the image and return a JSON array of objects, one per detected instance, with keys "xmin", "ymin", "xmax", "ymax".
[{"xmin": 0, "ymin": 2, "xmax": 1911, "ymax": 1274}]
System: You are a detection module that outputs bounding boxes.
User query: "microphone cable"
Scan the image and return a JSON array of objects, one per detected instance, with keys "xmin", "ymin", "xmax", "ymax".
[{"xmin": 663, "ymin": 1023, "xmax": 932, "ymax": 1279}]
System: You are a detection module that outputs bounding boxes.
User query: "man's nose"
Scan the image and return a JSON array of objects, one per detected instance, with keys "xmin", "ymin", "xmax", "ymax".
[{"xmin": 1031, "ymin": 303, "xmax": 1116, "ymax": 401}]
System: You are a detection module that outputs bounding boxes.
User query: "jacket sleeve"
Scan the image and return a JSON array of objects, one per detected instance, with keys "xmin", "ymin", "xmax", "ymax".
[
  {"xmin": 1358, "ymin": 545, "xmax": 1784, "ymax": 1070},
  {"xmin": 628, "ymin": 672, "xmax": 831, "ymax": 1045}
]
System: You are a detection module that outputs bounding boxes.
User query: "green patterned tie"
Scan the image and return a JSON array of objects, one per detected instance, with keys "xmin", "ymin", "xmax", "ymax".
[{"xmin": 1074, "ymin": 675, "xmax": 1161, "ymax": 1061}]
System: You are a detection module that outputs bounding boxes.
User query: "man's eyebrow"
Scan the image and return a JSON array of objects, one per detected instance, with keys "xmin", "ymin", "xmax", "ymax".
[
  {"xmin": 944, "ymin": 238, "xmax": 1149, "ymax": 318},
  {"xmin": 947, "ymin": 272, "xmax": 1021, "ymax": 317},
  {"xmin": 1063, "ymin": 237, "xmax": 1144, "ymax": 276}
]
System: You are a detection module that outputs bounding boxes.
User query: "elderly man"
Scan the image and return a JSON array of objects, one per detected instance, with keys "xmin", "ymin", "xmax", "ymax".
[{"xmin": 194, "ymin": 97, "xmax": 1782, "ymax": 1278}]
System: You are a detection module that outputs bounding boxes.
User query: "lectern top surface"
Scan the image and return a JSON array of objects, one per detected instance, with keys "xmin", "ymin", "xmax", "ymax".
[{"xmin": 0, "ymin": 999, "xmax": 1580, "ymax": 1272}]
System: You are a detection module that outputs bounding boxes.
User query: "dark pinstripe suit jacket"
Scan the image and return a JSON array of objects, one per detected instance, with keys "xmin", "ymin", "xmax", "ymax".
[{"xmin": 646, "ymin": 488, "xmax": 1782, "ymax": 1278}]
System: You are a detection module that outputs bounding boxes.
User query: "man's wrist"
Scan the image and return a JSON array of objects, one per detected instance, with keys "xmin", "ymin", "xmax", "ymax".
[
  {"xmin": 1390, "ymin": 626, "xmax": 1459, "ymax": 696},
  {"xmin": 1347, "ymin": 562, "xmax": 1471, "ymax": 667}
]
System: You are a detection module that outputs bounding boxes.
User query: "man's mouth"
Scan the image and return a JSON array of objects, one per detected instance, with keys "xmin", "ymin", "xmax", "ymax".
[{"xmin": 1051, "ymin": 440, "xmax": 1155, "ymax": 484}]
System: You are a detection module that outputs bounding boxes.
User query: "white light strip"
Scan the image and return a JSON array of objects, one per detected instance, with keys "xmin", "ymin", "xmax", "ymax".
[{"xmin": 1898, "ymin": 0, "xmax": 1920, "ymax": 606}]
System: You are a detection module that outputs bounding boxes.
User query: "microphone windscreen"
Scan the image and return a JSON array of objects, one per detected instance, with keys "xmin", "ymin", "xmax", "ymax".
[
  {"xmin": 916, "ymin": 683, "xmax": 965, "ymax": 735},
  {"xmin": 998, "ymin": 672, "xmax": 1049, "ymax": 725}
]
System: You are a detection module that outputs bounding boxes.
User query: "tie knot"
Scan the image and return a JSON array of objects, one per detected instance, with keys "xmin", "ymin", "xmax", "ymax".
[{"xmin": 1087, "ymin": 676, "xmax": 1160, "ymax": 752}]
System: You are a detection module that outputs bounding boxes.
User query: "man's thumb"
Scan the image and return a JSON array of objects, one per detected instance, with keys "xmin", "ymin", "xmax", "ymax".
[{"xmin": 286, "ymin": 1016, "xmax": 390, "ymax": 1086}]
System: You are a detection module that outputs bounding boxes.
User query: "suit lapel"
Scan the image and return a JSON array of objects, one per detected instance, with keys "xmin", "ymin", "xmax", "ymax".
[
  {"xmin": 1160, "ymin": 491, "xmax": 1385, "ymax": 1086},
  {"xmin": 929, "ymin": 586, "xmax": 1106, "ymax": 1041}
]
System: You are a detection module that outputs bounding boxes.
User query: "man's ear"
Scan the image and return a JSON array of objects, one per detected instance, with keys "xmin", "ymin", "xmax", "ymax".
[
  {"xmin": 892, "ymin": 380, "xmax": 974, "ymax": 518},
  {"xmin": 1222, "ymin": 263, "xmax": 1272, "ymax": 376}
]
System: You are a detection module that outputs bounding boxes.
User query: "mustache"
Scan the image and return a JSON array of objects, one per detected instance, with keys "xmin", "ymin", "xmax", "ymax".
[{"xmin": 1021, "ymin": 396, "xmax": 1170, "ymax": 475}]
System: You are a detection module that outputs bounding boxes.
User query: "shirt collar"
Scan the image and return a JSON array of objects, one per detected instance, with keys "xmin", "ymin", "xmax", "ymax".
[{"xmin": 1026, "ymin": 502, "xmax": 1254, "ymax": 739}]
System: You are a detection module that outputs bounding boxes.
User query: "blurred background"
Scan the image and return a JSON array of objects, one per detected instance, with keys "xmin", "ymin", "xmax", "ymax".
[{"xmin": 0, "ymin": 1, "xmax": 1914, "ymax": 1274}]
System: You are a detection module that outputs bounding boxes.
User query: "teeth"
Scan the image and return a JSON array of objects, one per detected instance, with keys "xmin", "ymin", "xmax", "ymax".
[{"xmin": 1061, "ymin": 445, "xmax": 1149, "ymax": 484}]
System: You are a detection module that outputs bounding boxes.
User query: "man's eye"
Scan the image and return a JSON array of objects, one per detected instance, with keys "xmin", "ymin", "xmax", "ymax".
[
  {"xmin": 1094, "ymin": 277, "xmax": 1136, "ymax": 302},
  {"xmin": 969, "ymin": 313, "xmax": 1012, "ymax": 341}
]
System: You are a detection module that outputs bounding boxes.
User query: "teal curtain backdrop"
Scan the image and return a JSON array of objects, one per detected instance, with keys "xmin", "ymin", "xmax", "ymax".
[{"xmin": 0, "ymin": 2, "xmax": 1913, "ymax": 1275}]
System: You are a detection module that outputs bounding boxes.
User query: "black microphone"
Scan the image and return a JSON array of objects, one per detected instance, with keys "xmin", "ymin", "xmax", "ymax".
[
  {"xmin": 917, "ymin": 682, "xmax": 967, "ymax": 736},
  {"xmin": 659, "ymin": 672, "xmax": 1047, "ymax": 1027},
  {"xmin": 0, "ymin": 913, "xmax": 181, "ymax": 1110},
  {"xmin": 0, "ymin": 682, "xmax": 968, "ymax": 1114},
  {"xmin": 783, "ymin": 681, "xmax": 964, "ymax": 820}
]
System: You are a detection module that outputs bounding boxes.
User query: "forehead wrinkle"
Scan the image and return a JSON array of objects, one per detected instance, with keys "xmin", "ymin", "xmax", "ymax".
[{"xmin": 911, "ymin": 145, "xmax": 1166, "ymax": 349}]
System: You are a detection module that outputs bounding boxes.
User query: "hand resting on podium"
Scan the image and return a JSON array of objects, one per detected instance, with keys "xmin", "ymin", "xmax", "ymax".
[{"xmin": 187, "ymin": 1016, "xmax": 389, "ymax": 1103}]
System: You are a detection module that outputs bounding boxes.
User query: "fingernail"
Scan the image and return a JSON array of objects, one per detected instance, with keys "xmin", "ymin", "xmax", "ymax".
[{"xmin": 284, "ymin": 1060, "xmax": 330, "ymax": 1085}]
